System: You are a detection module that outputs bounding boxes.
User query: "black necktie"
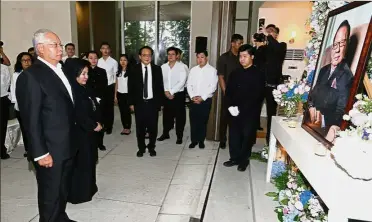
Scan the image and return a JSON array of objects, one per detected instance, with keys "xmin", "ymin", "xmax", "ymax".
[{"xmin": 144, "ymin": 66, "xmax": 148, "ymax": 99}]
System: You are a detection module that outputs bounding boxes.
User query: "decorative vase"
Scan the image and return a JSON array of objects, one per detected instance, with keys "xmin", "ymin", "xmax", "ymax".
[{"xmin": 283, "ymin": 101, "xmax": 297, "ymax": 122}]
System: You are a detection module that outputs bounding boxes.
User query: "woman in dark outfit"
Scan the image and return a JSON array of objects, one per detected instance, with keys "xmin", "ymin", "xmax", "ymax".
[
  {"xmin": 223, "ymin": 44, "xmax": 265, "ymax": 172},
  {"xmin": 64, "ymin": 58, "xmax": 103, "ymax": 204}
]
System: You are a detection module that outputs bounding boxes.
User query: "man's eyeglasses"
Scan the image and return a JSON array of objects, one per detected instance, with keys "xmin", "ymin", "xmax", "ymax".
[
  {"xmin": 38, "ymin": 42, "xmax": 64, "ymax": 48},
  {"xmin": 141, "ymin": 54, "xmax": 152, "ymax": 58},
  {"xmin": 332, "ymin": 39, "xmax": 347, "ymax": 50},
  {"xmin": 21, "ymin": 59, "xmax": 31, "ymax": 63}
]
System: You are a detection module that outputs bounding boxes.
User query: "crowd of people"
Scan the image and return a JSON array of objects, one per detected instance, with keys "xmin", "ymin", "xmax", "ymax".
[{"xmin": 0, "ymin": 24, "xmax": 286, "ymax": 221}]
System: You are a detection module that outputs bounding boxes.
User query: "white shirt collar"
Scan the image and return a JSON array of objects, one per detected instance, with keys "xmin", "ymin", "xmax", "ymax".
[
  {"xmin": 38, "ymin": 56, "xmax": 62, "ymax": 70},
  {"xmin": 141, "ymin": 63, "xmax": 150, "ymax": 68}
]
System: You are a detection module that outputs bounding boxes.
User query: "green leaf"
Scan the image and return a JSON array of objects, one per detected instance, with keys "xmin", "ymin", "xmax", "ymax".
[
  {"xmin": 273, "ymin": 196, "xmax": 279, "ymax": 201},
  {"xmin": 277, "ymin": 211, "xmax": 284, "ymax": 222},
  {"xmin": 294, "ymin": 215, "xmax": 299, "ymax": 221},
  {"xmin": 265, "ymin": 192, "xmax": 278, "ymax": 197},
  {"xmin": 280, "ymin": 199, "xmax": 289, "ymax": 206}
]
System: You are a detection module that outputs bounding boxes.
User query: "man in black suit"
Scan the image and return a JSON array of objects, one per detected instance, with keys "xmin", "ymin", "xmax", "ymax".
[
  {"xmin": 309, "ymin": 20, "xmax": 353, "ymax": 131},
  {"xmin": 128, "ymin": 46, "xmax": 164, "ymax": 157},
  {"xmin": 261, "ymin": 24, "xmax": 287, "ymax": 145},
  {"xmin": 16, "ymin": 29, "xmax": 77, "ymax": 222}
]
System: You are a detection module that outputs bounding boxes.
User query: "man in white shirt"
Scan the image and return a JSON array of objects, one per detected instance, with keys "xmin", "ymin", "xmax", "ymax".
[
  {"xmin": 16, "ymin": 29, "xmax": 77, "ymax": 221},
  {"xmin": 157, "ymin": 47, "xmax": 188, "ymax": 144},
  {"xmin": 61, "ymin": 43, "xmax": 78, "ymax": 63},
  {"xmin": 98, "ymin": 42, "xmax": 118, "ymax": 134},
  {"xmin": 187, "ymin": 50, "xmax": 218, "ymax": 149},
  {"xmin": 1, "ymin": 64, "xmax": 11, "ymax": 159}
]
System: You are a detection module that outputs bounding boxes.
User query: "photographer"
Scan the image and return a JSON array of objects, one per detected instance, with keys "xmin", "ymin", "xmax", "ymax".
[{"xmin": 0, "ymin": 41, "xmax": 11, "ymax": 66}]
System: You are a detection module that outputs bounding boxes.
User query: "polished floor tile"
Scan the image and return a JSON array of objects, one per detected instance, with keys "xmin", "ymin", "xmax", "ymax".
[
  {"xmin": 156, "ymin": 214, "xmax": 191, "ymax": 222},
  {"xmin": 160, "ymin": 184, "xmax": 201, "ymax": 215}
]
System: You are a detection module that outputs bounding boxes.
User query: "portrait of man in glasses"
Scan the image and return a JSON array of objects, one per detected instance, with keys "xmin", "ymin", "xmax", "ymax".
[{"xmin": 307, "ymin": 20, "xmax": 354, "ymax": 139}]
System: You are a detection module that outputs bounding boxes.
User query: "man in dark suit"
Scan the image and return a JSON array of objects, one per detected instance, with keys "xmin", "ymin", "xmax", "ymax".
[
  {"xmin": 309, "ymin": 20, "xmax": 353, "ymax": 130},
  {"xmin": 86, "ymin": 50, "xmax": 108, "ymax": 151},
  {"xmin": 128, "ymin": 46, "xmax": 164, "ymax": 157},
  {"xmin": 16, "ymin": 29, "xmax": 77, "ymax": 222}
]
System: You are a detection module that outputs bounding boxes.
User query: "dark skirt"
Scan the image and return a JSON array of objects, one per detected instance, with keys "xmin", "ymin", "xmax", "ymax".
[{"xmin": 68, "ymin": 131, "xmax": 98, "ymax": 204}]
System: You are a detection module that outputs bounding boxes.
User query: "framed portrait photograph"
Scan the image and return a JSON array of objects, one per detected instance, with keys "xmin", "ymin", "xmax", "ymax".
[{"xmin": 302, "ymin": 1, "xmax": 372, "ymax": 148}]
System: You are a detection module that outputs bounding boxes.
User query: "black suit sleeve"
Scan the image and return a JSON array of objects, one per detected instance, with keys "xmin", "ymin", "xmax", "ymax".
[
  {"xmin": 16, "ymin": 72, "xmax": 49, "ymax": 159},
  {"xmin": 225, "ymin": 70, "xmax": 235, "ymax": 108},
  {"xmin": 101, "ymin": 69, "xmax": 108, "ymax": 88},
  {"xmin": 127, "ymin": 66, "xmax": 135, "ymax": 106},
  {"xmin": 157, "ymin": 66, "xmax": 165, "ymax": 106},
  {"xmin": 331, "ymin": 71, "xmax": 353, "ymax": 126}
]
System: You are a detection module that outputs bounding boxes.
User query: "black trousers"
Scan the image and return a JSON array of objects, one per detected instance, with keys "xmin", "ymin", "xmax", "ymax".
[
  {"xmin": 1, "ymin": 96, "xmax": 10, "ymax": 156},
  {"xmin": 219, "ymin": 95, "xmax": 228, "ymax": 144},
  {"xmin": 264, "ymin": 86, "xmax": 278, "ymax": 145},
  {"xmin": 117, "ymin": 92, "xmax": 132, "ymax": 129},
  {"xmin": 33, "ymin": 158, "xmax": 74, "ymax": 222},
  {"xmin": 229, "ymin": 118, "xmax": 256, "ymax": 164},
  {"xmin": 134, "ymin": 99, "xmax": 159, "ymax": 152},
  {"xmin": 189, "ymin": 98, "xmax": 212, "ymax": 143},
  {"xmin": 162, "ymin": 91, "xmax": 186, "ymax": 138},
  {"xmin": 15, "ymin": 110, "xmax": 28, "ymax": 152},
  {"xmin": 102, "ymin": 84, "xmax": 115, "ymax": 130},
  {"xmin": 96, "ymin": 131, "xmax": 104, "ymax": 147}
]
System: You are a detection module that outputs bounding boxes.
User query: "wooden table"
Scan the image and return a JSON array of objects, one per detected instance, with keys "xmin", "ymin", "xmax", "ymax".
[{"xmin": 266, "ymin": 116, "xmax": 372, "ymax": 222}]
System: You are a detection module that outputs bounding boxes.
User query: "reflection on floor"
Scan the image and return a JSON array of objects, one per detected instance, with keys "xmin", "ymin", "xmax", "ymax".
[{"xmin": 1, "ymin": 108, "xmax": 276, "ymax": 222}]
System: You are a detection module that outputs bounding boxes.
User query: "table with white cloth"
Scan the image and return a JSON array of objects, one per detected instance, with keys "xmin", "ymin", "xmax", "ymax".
[{"xmin": 265, "ymin": 116, "xmax": 372, "ymax": 222}]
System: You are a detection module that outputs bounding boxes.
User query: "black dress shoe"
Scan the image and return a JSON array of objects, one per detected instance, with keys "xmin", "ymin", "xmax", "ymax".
[
  {"xmin": 23, "ymin": 151, "xmax": 28, "ymax": 157},
  {"xmin": 176, "ymin": 139, "xmax": 183, "ymax": 144},
  {"xmin": 237, "ymin": 162, "xmax": 249, "ymax": 172},
  {"xmin": 219, "ymin": 142, "xmax": 226, "ymax": 149},
  {"xmin": 199, "ymin": 142, "xmax": 205, "ymax": 149},
  {"xmin": 136, "ymin": 151, "xmax": 144, "ymax": 157},
  {"xmin": 1, "ymin": 153, "xmax": 10, "ymax": 160},
  {"xmin": 189, "ymin": 142, "xmax": 197, "ymax": 149},
  {"xmin": 223, "ymin": 160, "xmax": 238, "ymax": 167},
  {"xmin": 157, "ymin": 135, "xmax": 170, "ymax": 141},
  {"xmin": 106, "ymin": 128, "xmax": 112, "ymax": 135},
  {"xmin": 149, "ymin": 150, "xmax": 157, "ymax": 157},
  {"xmin": 98, "ymin": 145, "xmax": 106, "ymax": 151}
]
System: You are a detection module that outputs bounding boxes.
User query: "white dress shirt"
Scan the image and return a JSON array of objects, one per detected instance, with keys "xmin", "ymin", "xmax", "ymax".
[
  {"xmin": 142, "ymin": 63, "xmax": 153, "ymax": 99},
  {"xmin": 161, "ymin": 61, "xmax": 187, "ymax": 95},
  {"xmin": 187, "ymin": 63, "xmax": 218, "ymax": 101},
  {"xmin": 62, "ymin": 55, "xmax": 78, "ymax": 63},
  {"xmin": 0, "ymin": 64, "xmax": 10, "ymax": 98},
  {"xmin": 10, "ymin": 71, "xmax": 21, "ymax": 110},
  {"xmin": 98, "ymin": 56, "xmax": 118, "ymax": 86},
  {"xmin": 34, "ymin": 57, "xmax": 74, "ymax": 161},
  {"xmin": 117, "ymin": 71, "xmax": 128, "ymax": 94}
]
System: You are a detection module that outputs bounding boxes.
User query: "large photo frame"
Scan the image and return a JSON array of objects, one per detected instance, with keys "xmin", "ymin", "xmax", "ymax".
[{"xmin": 302, "ymin": 1, "xmax": 372, "ymax": 148}]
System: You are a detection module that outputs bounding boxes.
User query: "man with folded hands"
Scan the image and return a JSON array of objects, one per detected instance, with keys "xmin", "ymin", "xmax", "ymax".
[{"xmin": 223, "ymin": 44, "xmax": 265, "ymax": 172}]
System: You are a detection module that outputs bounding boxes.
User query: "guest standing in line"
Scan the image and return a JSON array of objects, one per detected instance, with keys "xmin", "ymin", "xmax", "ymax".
[
  {"xmin": 187, "ymin": 51, "xmax": 218, "ymax": 149},
  {"xmin": 61, "ymin": 43, "xmax": 78, "ymax": 63},
  {"xmin": 157, "ymin": 47, "xmax": 187, "ymax": 144},
  {"xmin": 64, "ymin": 58, "xmax": 102, "ymax": 204},
  {"xmin": 1, "ymin": 63, "xmax": 11, "ymax": 159},
  {"xmin": 10, "ymin": 52, "xmax": 33, "ymax": 157},
  {"xmin": 128, "ymin": 46, "xmax": 164, "ymax": 157},
  {"xmin": 223, "ymin": 44, "xmax": 265, "ymax": 171},
  {"xmin": 114, "ymin": 54, "xmax": 132, "ymax": 135},
  {"xmin": 16, "ymin": 29, "xmax": 77, "ymax": 222},
  {"xmin": 217, "ymin": 34, "xmax": 243, "ymax": 149},
  {"xmin": 98, "ymin": 42, "xmax": 118, "ymax": 135},
  {"xmin": 87, "ymin": 50, "xmax": 107, "ymax": 151}
]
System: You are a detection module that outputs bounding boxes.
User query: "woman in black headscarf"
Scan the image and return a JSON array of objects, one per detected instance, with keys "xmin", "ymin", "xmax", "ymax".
[{"xmin": 64, "ymin": 58, "xmax": 102, "ymax": 204}]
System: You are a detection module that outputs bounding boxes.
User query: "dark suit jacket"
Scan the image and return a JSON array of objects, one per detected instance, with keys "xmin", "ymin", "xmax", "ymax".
[
  {"xmin": 87, "ymin": 66, "xmax": 108, "ymax": 99},
  {"xmin": 265, "ymin": 35, "xmax": 287, "ymax": 85},
  {"xmin": 127, "ymin": 63, "xmax": 165, "ymax": 109},
  {"xmin": 310, "ymin": 61, "xmax": 353, "ymax": 127},
  {"xmin": 16, "ymin": 59, "xmax": 77, "ymax": 163}
]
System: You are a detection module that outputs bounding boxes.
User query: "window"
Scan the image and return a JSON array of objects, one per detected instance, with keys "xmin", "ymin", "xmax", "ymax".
[
  {"xmin": 124, "ymin": 1, "xmax": 156, "ymax": 64},
  {"xmin": 157, "ymin": 1, "xmax": 191, "ymax": 66},
  {"xmin": 122, "ymin": 1, "xmax": 191, "ymax": 66}
]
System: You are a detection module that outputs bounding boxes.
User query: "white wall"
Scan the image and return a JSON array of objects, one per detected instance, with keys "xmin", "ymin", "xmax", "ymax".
[
  {"xmin": 189, "ymin": 1, "xmax": 213, "ymax": 68},
  {"xmin": 0, "ymin": 1, "xmax": 78, "ymax": 67}
]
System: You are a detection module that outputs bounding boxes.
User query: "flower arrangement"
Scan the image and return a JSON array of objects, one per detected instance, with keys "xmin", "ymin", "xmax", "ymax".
[
  {"xmin": 272, "ymin": 79, "xmax": 311, "ymax": 120},
  {"xmin": 267, "ymin": 161, "xmax": 327, "ymax": 221},
  {"xmin": 342, "ymin": 94, "xmax": 372, "ymax": 141},
  {"xmin": 304, "ymin": 1, "xmax": 349, "ymax": 83}
]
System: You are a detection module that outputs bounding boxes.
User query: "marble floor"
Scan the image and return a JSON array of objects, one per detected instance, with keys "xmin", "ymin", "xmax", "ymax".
[{"xmin": 1, "ymin": 108, "xmax": 276, "ymax": 222}]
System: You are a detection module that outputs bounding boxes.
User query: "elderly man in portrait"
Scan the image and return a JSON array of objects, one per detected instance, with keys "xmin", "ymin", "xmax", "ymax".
[
  {"xmin": 308, "ymin": 20, "xmax": 354, "ymax": 139},
  {"xmin": 16, "ymin": 29, "xmax": 77, "ymax": 222}
]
